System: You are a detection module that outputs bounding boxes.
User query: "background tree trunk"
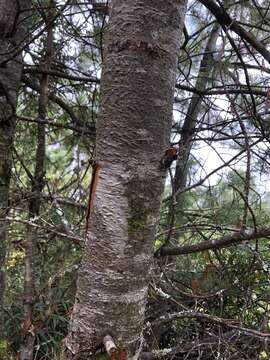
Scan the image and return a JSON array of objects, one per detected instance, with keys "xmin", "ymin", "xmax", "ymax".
[
  {"xmin": 19, "ymin": 2, "xmax": 55, "ymax": 359},
  {"xmin": 174, "ymin": 23, "xmax": 220, "ymax": 194},
  {"xmin": 0, "ymin": 0, "xmax": 31, "ymax": 342},
  {"xmin": 62, "ymin": 0, "xmax": 187, "ymax": 359},
  {"xmin": 165, "ymin": 23, "xmax": 221, "ymax": 248}
]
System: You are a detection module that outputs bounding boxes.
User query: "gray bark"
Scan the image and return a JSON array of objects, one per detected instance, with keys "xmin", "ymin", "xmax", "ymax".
[
  {"xmin": 0, "ymin": 0, "xmax": 31, "ymax": 342},
  {"xmin": 62, "ymin": 0, "xmax": 187, "ymax": 359}
]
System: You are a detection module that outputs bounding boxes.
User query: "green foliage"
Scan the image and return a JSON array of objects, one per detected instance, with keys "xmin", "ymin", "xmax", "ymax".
[
  {"xmin": 0, "ymin": 339, "xmax": 8, "ymax": 358},
  {"xmin": 156, "ymin": 170, "xmax": 270, "ymax": 356}
]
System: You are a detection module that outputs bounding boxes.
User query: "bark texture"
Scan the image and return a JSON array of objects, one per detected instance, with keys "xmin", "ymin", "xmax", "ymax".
[
  {"xmin": 0, "ymin": 0, "xmax": 31, "ymax": 341},
  {"xmin": 62, "ymin": 0, "xmax": 187, "ymax": 359}
]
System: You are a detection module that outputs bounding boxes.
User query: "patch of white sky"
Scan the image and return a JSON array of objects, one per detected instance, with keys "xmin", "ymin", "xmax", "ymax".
[{"xmin": 172, "ymin": 1, "xmax": 270, "ymax": 196}]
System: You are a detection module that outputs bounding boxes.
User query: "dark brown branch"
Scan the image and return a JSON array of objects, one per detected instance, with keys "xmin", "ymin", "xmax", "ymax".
[
  {"xmin": 17, "ymin": 115, "xmax": 95, "ymax": 137},
  {"xmin": 151, "ymin": 310, "xmax": 270, "ymax": 340},
  {"xmin": 199, "ymin": 0, "xmax": 270, "ymax": 64},
  {"xmin": 22, "ymin": 75, "xmax": 79, "ymax": 124},
  {"xmin": 156, "ymin": 226, "xmax": 270, "ymax": 257},
  {"xmin": 175, "ymin": 84, "xmax": 267, "ymax": 97},
  {"xmin": 7, "ymin": 217, "xmax": 82, "ymax": 245},
  {"xmin": 140, "ymin": 331, "xmax": 244, "ymax": 359},
  {"xmin": 23, "ymin": 67, "xmax": 100, "ymax": 84}
]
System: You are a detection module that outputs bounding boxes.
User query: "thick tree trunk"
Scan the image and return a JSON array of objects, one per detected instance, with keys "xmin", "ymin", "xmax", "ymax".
[
  {"xmin": 0, "ymin": 0, "xmax": 31, "ymax": 342},
  {"xmin": 62, "ymin": 0, "xmax": 187, "ymax": 359}
]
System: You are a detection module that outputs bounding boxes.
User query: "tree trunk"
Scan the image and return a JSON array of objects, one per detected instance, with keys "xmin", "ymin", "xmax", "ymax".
[
  {"xmin": 0, "ymin": 0, "xmax": 31, "ymax": 342},
  {"xmin": 174, "ymin": 23, "xmax": 220, "ymax": 195},
  {"xmin": 62, "ymin": 0, "xmax": 187, "ymax": 359},
  {"xmin": 19, "ymin": 2, "xmax": 54, "ymax": 359},
  {"xmin": 164, "ymin": 23, "xmax": 220, "ymax": 248}
]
